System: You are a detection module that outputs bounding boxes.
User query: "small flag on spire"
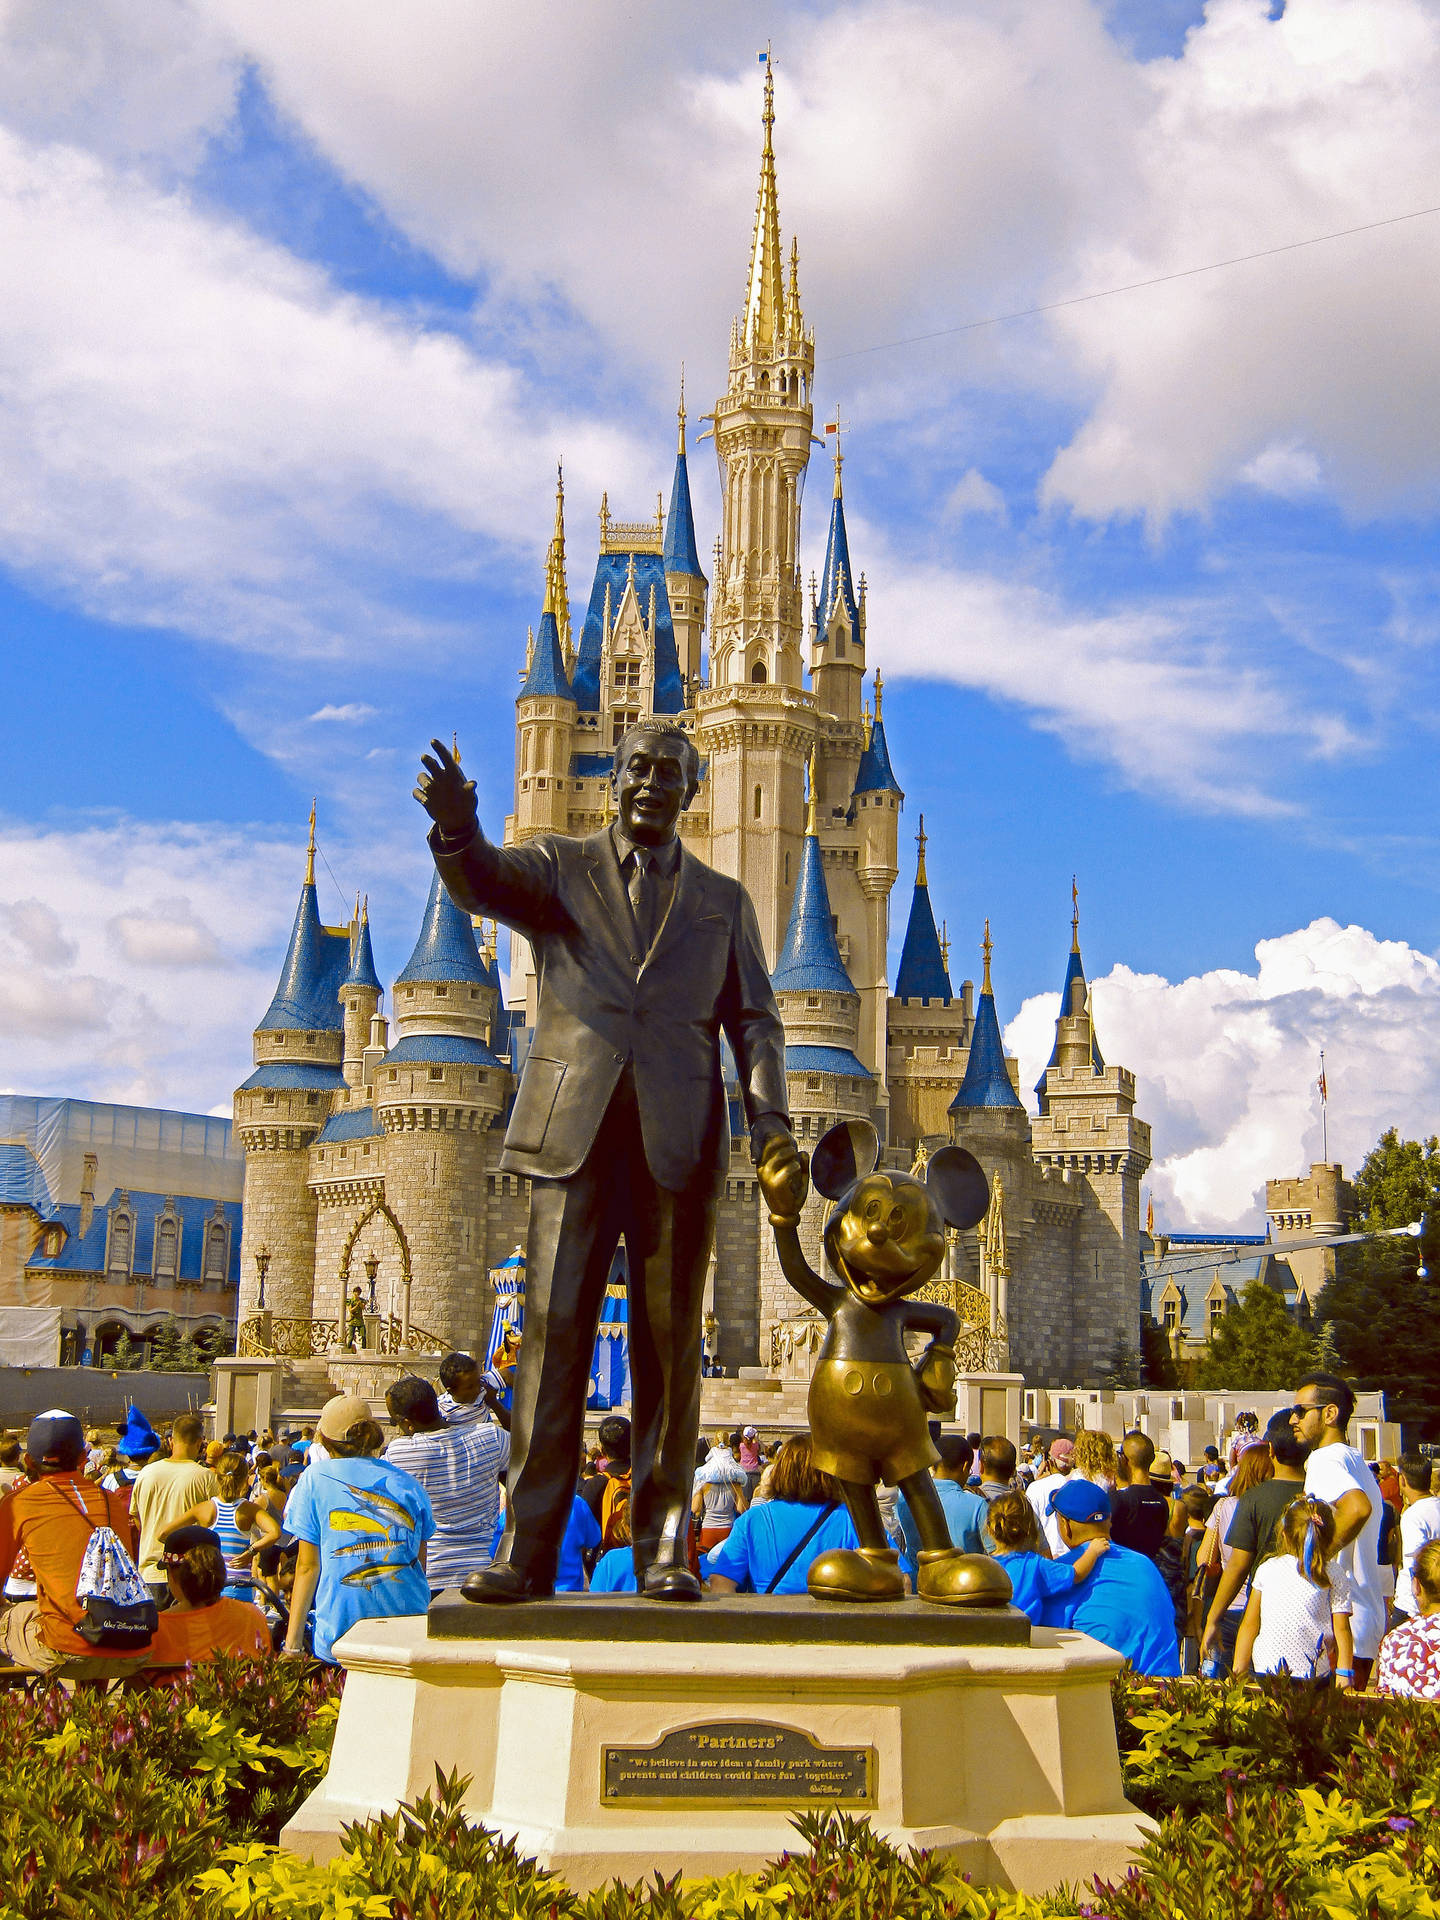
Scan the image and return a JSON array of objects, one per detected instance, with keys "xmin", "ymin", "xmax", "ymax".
[
  {"xmin": 1146, "ymin": 1195, "xmax": 1154, "ymax": 1236},
  {"xmin": 1318, "ymin": 1058, "xmax": 1327, "ymax": 1103},
  {"xmin": 758, "ymin": 47, "xmax": 769, "ymax": 64}
]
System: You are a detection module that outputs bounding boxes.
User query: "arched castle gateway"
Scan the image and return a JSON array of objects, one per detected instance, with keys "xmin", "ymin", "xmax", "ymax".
[{"xmin": 233, "ymin": 72, "xmax": 1151, "ymax": 1389}]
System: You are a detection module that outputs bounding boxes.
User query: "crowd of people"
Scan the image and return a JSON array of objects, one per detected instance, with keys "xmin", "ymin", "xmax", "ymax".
[{"xmin": 0, "ymin": 1363, "xmax": 1435, "ymax": 1698}]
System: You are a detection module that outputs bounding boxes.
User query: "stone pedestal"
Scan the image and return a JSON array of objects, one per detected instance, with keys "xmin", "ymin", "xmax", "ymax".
[
  {"xmin": 210, "ymin": 1355, "xmax": 284, "ymax": 1437},
  {"xmin": 952, "ymin": 1372, "xmax": 1025, "ymax": 1448},
  {"xmin": 282, "ymin": 1596, "xmax": 1152, "ymax": 1895}
]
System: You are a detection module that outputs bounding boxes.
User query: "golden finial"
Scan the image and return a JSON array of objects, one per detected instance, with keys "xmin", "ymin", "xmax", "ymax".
[
  {"xmin": 981, "ymin": 918, "xmax": 993, "ymax": 995},
  {"xmin": 362, "ymin": 892, "xmax": 369, "ymax": 925},
  {"xmin": 1071, "ymin": 875, "xmax": 1080, "ymax": 953},
  {"xmin": 940, "ymin": 919, "xmax": 950, "ymax": 973},
  {"xmin": 452, "ymin": 732, "xmax": 460, "ymax": 764},
  {"xmin": 915, "ymin": 814, "xmax": 928, "ymax": 886},
  {"xmin": 826, "ymin": 415, "xmax": 849, "ymax": 498},
  {"xmin": 789, "ymin": 234, "xmax": 801, "ymax": 330},
  {"xmin": 305, "ymin": 799, "xmax": 317, "ymax": 886},
  {"xmin": 805, "ymin": 747, "xmax": 818, "ymax": 836},
  {"xmin": 677, "ymin": 366, "xmax": 686, "ymax": 454},
  {"xmin": 743, "ymin": 47, "xmax": 784, "ymax": 354},
  {"xmin": 873, "ymin": 669, "xmax": 884, "ymax": 721}
]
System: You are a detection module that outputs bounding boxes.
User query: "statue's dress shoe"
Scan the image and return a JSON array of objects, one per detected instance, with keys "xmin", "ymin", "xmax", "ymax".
[
  {"xmin": 807, "ymin": 1546, "xmax": 905, "ymax": 1602},
  {"xmin": 916, "ymin": 1549, "xmax": 1014, "ymax": 1607},
  {"xmin": 460, "ymin": 1563, "xmax": 552, "ymax": 1604},
  {"xmin": 641, "ymin": 1563, "xmax": 703, "ymax": 1601}
]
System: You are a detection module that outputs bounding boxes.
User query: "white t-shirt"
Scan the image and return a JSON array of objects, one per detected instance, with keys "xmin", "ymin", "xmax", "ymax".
[
  {"xmin": 1250, "ymin": 1552, "xmax": 1353, "ymax": 1679},
  {"xmin": 1397, "ymin": 1496, "xmax": 1440, "ymax": 1617},
  {"xmin": 1027, "ymin": 1471, "xmax": 1069, "ymax": 1556},
  {"xmin": 1304, "ymin": 1441, "xmax": 1386, "ymax": 1660}
]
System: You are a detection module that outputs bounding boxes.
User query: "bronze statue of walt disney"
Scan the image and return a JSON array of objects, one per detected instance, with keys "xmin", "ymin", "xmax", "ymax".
[{"xmin": 759, "ymin": 1118, "xmax": 1013, "ymax": 1607}]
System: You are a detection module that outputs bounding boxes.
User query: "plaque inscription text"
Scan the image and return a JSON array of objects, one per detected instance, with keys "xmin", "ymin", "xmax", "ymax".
[{"xmin": 602, "ymin": 1720, "xmax": 874, "ymax": 1806}]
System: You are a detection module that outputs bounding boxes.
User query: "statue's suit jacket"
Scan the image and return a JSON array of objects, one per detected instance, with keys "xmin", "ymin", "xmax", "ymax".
[{"xmin": 431, "ymin": 824, "xmax": 789, "ymax": 1193}]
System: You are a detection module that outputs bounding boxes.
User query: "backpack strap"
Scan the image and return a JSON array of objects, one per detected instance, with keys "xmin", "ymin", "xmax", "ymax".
[{"xmin": 764, "ymin": 1502, "xmax": 839, "ymax": 1595}]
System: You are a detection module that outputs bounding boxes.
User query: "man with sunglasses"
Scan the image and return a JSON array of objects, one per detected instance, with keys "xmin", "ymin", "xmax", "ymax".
[{"xmin": 1289, "ymin": 1373, "xmax": 1385, "ymax": 1689}]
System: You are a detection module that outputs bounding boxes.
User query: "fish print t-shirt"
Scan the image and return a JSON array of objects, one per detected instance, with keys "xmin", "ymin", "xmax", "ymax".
[{"xmin": 286, "ymin": 1456, "xmax": 434, "ymax": 1661}]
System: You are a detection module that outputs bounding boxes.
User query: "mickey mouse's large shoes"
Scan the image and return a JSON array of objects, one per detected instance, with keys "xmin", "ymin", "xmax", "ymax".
[
  {"xmin": 807, "ymin": 1546, "xmax": 906, "ymax": 1602},
  {"xmin": 916, "ymin": 1548, "xmax": 1014, "ymax": 1607}
]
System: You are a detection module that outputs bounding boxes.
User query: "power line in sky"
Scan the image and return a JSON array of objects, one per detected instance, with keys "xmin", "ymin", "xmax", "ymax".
[{"xmin": 820, "ymin": 201, "xmax": 1440, "ymax": 366}]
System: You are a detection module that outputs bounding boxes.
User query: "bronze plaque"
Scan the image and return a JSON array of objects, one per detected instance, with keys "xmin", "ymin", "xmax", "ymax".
[{"xmin": 602, "ymin": 1720, "xmax": 874, "ymax": 1807}]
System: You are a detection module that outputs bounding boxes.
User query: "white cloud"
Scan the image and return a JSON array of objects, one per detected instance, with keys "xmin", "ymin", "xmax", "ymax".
[
  {"xmin": 865, "ymin": 542, "xmax": 1354, "ymax": 815},
  {"xmin": 1241, "ymin": 441, "xmax": 1324, "ymax": 500},
  {"xmin": 1006, "ymin": 918, "xmax": 1440, "ymax": 1231},
  {"xmin": 309, "ymin": 703, "xmax": 378, "ymax": 724},
  {"xmin": 0, "ymin": 816, "xmax": 299, "ymax": 1107},
  {"xmin": 0, "ymin": 122, "xmax": 650, "ymax": 655},
  {"xmin": 943, "ymin": 469, "xmax": 1008, "ymax": 522},
  {"xmin": 1043, "ymin": 0, "xmax": 1440, "ymax": 524}
]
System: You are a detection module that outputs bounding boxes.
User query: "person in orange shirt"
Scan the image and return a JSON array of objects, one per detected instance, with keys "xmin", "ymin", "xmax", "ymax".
[
  {"xmin": 0, "ymin": 1410, "xmax": 151, "ymax": 1682},
  {"xmin": 144, "ymin": 1525, "xmax": 272, "ymax": 1673}
]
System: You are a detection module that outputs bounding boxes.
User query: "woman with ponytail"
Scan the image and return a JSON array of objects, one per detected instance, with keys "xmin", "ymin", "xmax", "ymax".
[{"xmin": 1233, "ymin": 1496, "xmax": 1355, "ymax": 1688}]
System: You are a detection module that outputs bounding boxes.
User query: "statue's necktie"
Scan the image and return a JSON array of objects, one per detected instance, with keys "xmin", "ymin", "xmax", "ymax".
[{"xmin": 628, "ymin": 850, "xmax": 657, "ymax": 953}]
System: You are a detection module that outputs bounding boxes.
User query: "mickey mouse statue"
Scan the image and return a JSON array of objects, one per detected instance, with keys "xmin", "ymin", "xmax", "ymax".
[{"xmin": 759, "ymin": 1118, "xmax": 1014, "ymax": 1607}]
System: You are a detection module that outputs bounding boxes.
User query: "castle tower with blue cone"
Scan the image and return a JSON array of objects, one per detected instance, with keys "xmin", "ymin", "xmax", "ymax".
[{"xmin": 233, "ymin": 66, "xmax": 1150, "ymax": 1388}]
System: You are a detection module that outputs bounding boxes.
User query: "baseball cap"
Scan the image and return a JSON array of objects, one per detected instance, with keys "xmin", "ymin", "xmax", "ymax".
[
  {"xmin": 316, "ymin": 1393, "xmax": 373, "ymax": 1443},
  {"xmin": 1049, "ymin": 1437, "xmax": 1075, "ymax": 1463},
  {"xmin": 26, "ymin": 1409, "xmax": 85, "ymax": 1470},
  {"xmin": 1048, "ymin": 1479, "xmax": 1112, "ymax": 1522},
  {"xmin": 161, "ymin": 1524, "xmax": 222, "ymax": 1564}
]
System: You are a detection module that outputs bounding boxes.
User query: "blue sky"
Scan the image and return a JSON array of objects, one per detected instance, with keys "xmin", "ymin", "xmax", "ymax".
[{"xmin": 3, "ymin": 0, "xmax": 1440, "ymax": 1228}]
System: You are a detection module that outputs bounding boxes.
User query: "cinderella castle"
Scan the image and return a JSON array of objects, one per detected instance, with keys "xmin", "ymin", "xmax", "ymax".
[{"xmin": 232, "ymin": 70, "xmax": 1151, "ymax": 1389}]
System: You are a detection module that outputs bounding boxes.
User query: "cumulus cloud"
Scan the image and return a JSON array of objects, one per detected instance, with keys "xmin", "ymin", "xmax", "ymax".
[
  {"xmin": 943, "ymin": 469, "xmax": 1008, "ymax": 522},
  {"xmin": 1006, "ymin": 918, "xmax": 1440, "ymax": 1231},
  {"xmin": 0, "ymin": 817, "xmax": 300, "ymax": 1107},
  {"xmin": 309, "ymin": 703, "xmax": 378, "ymax": 723},
  {"xmin": 1043, "ymin": 0, "xmax": 1440, "ymax": 524}
]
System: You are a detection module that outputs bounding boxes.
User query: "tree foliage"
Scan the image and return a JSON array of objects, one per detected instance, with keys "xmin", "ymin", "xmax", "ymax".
[
  {"xmin": 1192, "ymin": 1279, "xmax": 1317, "ymax": 1390},
  {"xmin": 1317, "ymin": 1127, "xmax": 1440, "ymax": 1437}
]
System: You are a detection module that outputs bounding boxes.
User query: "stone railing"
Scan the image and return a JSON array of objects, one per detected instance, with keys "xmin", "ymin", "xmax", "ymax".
[{"xmin": 372, "ymin": 1315, "xmax": 448, "ymax": 1357}]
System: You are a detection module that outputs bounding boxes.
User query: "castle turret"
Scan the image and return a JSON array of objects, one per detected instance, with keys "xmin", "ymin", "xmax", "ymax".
[
  {"xmin": 950, "ymin": 923, "xmax": 1023, "ymax": 1113},
  {"xmin": 1030, "ymin": 892, "xmax": 1152, "ymax": 1383},
  {"xmin": 663, "ymin": 383, "xmax": 707, "ymax": 693},
  {"xmin": 234, "ymin": 805, "xmax": 349, "ymax": 1323},
  {"xmin": 515, "ymin": 589, "xmax": 577, "ymax": 840},
  {"xmin": 887, "ymin": 818, "xmax": 973, "ymax": 1149},
  {"xmin": 759, "ymin": 759, "xmax": 872, "ymax": 1352},
  {"xmin": 370, "ymin": 871, "xmax": 508, "ymax": 1350},
  {"xmin": 810, "ymin": 444, "xmax": 866, "ymax": 727},
  {"xmin": 341, "ymin": 896, "xmax": 382, "ymax": 1089},
  {"xmin": 697, "ymin": 64, "xmax": 818, "ymax": 962}
]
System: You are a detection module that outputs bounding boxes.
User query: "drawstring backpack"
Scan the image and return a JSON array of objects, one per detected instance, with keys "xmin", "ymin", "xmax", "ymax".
[{"xmin": 60, "ymin": 1484, "xmax": 157, "ymax": 1649}]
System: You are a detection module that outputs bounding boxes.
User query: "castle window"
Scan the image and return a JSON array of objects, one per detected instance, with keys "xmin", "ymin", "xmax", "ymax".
[
  {"xmin": 389, "ymin": 1069, "xmax": 398, "ymax": 1080},
  {"xmin": 806, "ymin": 1076, "xmax": 821, "ymax": 1092},
  {"xmin": 612, "ymin": 710, "xmax": 639, "ymax": 746},
  {"xmin": 306, "ymin": 1092, "xmax": 318, "ymax": 1106},
  {"xmin": 469, "ymin": 988, "xmax": 478, "ymax": 999},
  {"xmin": 750, "ymin": 662, "xmax": 767, "ymax": 683},
  {"xmin": 784, "ymin": 851, "xmax": 790, "ymax": 884},
  {"xmin": 429, "ymin": 1067, "xmax": 444, "ymax": 1081},
  {"xmin": 833, "ymin": 629, "xmax": 845, "ymax": 657},
  {"xmin": 263, "ymin": 1092, "xmax": 276, "ymax": 1106},
  {"xmin": 106, "ymin": 1206, "xmax": 134, "ymax": 1278},
  {"xmin": 753, "ymin": 786, "xmax": 763, "ymax": 820},
  {"xmin": 203, "ymin": 1214, "xmax": 229, "ymax": 1283},
  {"xmin": 806, "ymin": 995, "xmax": 821, "ymax": 1008},
  {"xmin": 613, "ymin": 661, "xmax": 641, "ymax": 690},
  {"xmin": 1162, "ymin": 1300, "xmax": 1178, "ymax": 1333},
  {"xmin": 275, "ymin": 1034, "xmax": 286, "ymax": 1045},
  {"xmin": 153, "ymin": 1213, "xmax": 179, "ymax": 1281},
  {"xmin": 304, "ymin": 1034, "xmax": 315, "ymax": 1047},
  {"xmin": 1209, "ymin": 1296, "xmax": 1225, "ymax": 1329},
  {"xmin": 435, "ymin": 984, "xmax": 448, "ymax": 997}
]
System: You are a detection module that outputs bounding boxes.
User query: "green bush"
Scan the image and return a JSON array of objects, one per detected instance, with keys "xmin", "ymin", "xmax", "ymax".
[{"xmin": 1, "ymin": 1663, "xmax": 1438, "ymax": 1918}]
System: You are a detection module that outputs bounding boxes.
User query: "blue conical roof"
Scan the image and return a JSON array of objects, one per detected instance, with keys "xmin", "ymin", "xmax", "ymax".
[
  {"xmin": 853, "ymin": 716, "xmax": 902, "ymax": 796},
  {"xmin": 573, "ymin": 549, "xmax": 685, "ymax": 714},
  {"xmin": 520, "ymin": 607, "xmax": 574, "ymax": 700},
  {"xmin": 258, "ymin": 882, "xmax": 347, "ymax": 1031},
  {"xmin": 664, "ymin": 443, "xmax": 704, "ymax": 580},
  {"xmin": 951, "ymin": 984, "xmax": 1022, "ymax": 1111},
  {"xmin": 815, "ymin": 485, "xmax": 860, "ymax": 641},
  {"xmin": 894, "ymin": 875, "xmax": 951, "ymax": 1003},
  {"xmin": 346, "ymin": 913, "xmax": 382, "ymax": 994},
  {"xmin": 772, "ymin": 834, "xmax": 856, "ymax": 995},
  {"xmin": 1034, "ymin": 941, "xmax": 1105, "ymax": 1095},
  {"xmin": 395, "ymin": 870, "xmax": 490, "ymax": 985}
]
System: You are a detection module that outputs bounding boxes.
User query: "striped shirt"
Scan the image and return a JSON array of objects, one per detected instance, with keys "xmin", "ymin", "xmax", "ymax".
[
  {"xmin": 437, "ymin": 1390, "xmax": 493, "ymax": 1431},
  {"xmin": 384, "ymin": 1422, "xmax": 510, "ymax": 1588}
]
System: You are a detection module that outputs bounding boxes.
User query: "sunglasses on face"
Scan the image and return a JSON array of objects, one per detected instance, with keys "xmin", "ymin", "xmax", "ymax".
[{"xmin": 1288, "ymin": 1402, "xmax": 1326, "ymax": 1419}]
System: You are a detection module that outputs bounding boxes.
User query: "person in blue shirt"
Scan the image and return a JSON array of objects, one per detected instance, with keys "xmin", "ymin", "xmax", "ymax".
[
  {"xmin": 1038, "ymin": 1479, "xmax": 1181, "ymax": 1676},
  {"xmin": 588, "ymin": 1487, "xmax": 640, "ymax": 1593},
  {"xmin": 985, "ymin": 1489, "xmax": 1109, "ymax": 1624},
  {"xmin": 491, "ymin": 1489, "xmax": 600, "ymax": 1591},
  {"xmin": 705, "ymin": 1435, "xmax": 859, "ymax": 1596},
  {"xmin": 283, "ymin": 1395, "xmax": 434, "ymax": 1664},
  {"xmin": 897, "ymin": 1434, "xmax": 988, "ymax": 1578}
]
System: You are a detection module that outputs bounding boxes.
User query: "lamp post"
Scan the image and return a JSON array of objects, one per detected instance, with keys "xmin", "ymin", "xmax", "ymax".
[
  {"xmin": 254, "ymin": 1245, "xmax": 270, "ymax": 1311},
  {"xmin": 363, "ymin": 1254, "xmax": 379, "ymax": 1314}
]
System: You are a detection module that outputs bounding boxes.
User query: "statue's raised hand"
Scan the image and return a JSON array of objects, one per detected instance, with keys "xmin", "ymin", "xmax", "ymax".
[{"xmin": 415, "ymin": 737, "xmax": 478, "ymax": 841}]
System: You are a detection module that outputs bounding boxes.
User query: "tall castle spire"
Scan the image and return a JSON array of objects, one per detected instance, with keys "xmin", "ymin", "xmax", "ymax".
[
  {"xmin": 544, "ymin": 465, "xmax": 571, "ymax": 667},
  {"xmin": 951, "ymin": 921, "xmax": 1022, "ymax": 1111},
  {"xmin": 743, "ymin": 59, "xmax": 787, "ymax": 356},
  {"xmin": 894, "ymin": 814, "xmax": 952, "ymax": 1004},
  {"xmin": 1035, "ymin": 882, "xmax": 1104, "ymax": 1103}
]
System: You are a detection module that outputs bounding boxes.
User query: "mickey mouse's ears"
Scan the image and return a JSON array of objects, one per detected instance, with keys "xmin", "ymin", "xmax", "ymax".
[
  {"xmin": 811, "ymin": 1120, "xmax": 880, "ymax": 1200},
  {"xmin": 926, "ymin": 1146, "xmax": 989, "ymax": 1231}
]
